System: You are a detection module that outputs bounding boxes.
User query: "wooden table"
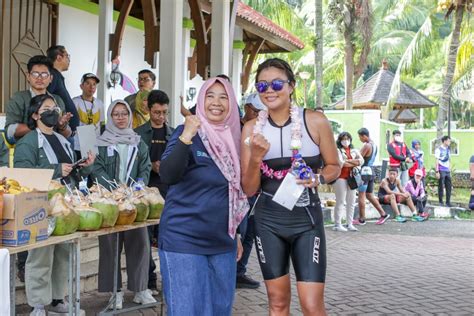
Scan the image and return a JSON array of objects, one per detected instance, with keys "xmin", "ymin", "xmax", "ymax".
[{"xmin": 2, "ymin": 219, "xmax": 161, "ymax": 316}]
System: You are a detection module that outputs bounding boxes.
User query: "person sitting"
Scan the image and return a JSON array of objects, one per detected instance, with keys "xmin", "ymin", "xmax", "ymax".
[
  {"xmin": 378, "ymin": 168, "xmax": 425, "ymax": 222},
  {"xmin": 404, "ymin": 169, "xmax": 429, "ymax": 218}
]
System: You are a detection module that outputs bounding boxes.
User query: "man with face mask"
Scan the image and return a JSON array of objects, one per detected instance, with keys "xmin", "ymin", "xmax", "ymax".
[{"xmin": 387, "ymin": 130, "xmax": 412, "ymax": 186}]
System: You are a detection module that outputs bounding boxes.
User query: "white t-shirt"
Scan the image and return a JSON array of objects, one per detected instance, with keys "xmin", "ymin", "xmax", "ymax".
[{"xmin": 72, "ymin": 96, "xmax": 105, "ymax": 150}]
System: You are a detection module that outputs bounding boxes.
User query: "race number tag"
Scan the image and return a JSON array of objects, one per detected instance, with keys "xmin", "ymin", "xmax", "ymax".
[{"xmin": 272, "ymin": 173, "xmax": 305, "ymax": 210}]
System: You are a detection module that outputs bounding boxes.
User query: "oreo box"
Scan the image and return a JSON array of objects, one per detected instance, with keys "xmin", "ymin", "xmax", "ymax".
[{"xmin": 0, "ymin": 168, "xmax": 53, "ymax": 247}]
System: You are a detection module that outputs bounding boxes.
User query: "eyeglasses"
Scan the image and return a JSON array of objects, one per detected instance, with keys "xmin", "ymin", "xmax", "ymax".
[
  {"xmin": 39, "ymin": 106, "xmax": 61, "ymax": 114},
  {"xmin": 255, "ymin": 79, "xmax": 290, "ymax": 93},
  {"xmin": 138, "ymin": 77, "xmax": 152, "ymax": 82},
  {"xmin": 30, "ymin": 71, "xmax": 50, "ymax": 79},
  {"xmin": 111, "ymin": 112, "xmax": 129, "ymax": 118}
]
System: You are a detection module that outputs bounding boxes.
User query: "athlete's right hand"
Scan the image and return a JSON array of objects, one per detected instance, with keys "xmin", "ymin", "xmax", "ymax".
[
  {"xmin": 181, "ymin": 115, "xmax": 201, "ymax": 142},
  {"xmin": 250, "ymin": 133, "xmax": 270, "ymax": 161}
]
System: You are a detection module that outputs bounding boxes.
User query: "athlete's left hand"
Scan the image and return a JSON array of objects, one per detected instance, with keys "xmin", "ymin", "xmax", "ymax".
[
  {"xmin": 296, "ymin": 174, "xmax": 319, "ymax": 188},
  {"xmin": 236, "ymin": 236, "xmax": 243, "ymax": 261}
]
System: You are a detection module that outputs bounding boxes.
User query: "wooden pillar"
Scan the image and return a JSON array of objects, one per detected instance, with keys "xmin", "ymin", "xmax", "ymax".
[{"xmin": 97, "ymin": 0, "xmax": 113, "ymax": 108}]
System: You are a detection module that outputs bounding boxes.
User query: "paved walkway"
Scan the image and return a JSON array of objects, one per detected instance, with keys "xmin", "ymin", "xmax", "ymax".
[{"xmin": 16, "ymin": 220, "xmax": 474, "ymax": 315}]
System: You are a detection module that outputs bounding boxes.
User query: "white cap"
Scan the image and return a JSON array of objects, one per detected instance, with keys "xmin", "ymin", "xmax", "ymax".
[{"xmin": 244, "ymin": 93, "xmax": 266, "ymax": 111}]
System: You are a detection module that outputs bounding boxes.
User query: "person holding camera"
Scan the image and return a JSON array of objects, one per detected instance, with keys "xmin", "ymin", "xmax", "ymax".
[{"xmin": 14, "ymin": 94, "xmax": 95, "ymax": 316}]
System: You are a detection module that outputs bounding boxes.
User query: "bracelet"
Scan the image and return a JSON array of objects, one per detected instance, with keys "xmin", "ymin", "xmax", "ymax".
[{"xmin": 179, "ymin": 135, "xmax": 193, "ymax": 145}]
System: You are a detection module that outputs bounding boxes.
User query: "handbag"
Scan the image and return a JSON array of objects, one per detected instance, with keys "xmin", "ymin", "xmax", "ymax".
[{"xmin": 347, "ymin": 167, "xmax": 363, "ymax": 190}]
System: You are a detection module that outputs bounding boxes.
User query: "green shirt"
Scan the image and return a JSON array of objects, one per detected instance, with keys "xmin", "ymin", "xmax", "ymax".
[{"xmin": 5, "ymin": 90, "xmax": 66, "ymax": 141}]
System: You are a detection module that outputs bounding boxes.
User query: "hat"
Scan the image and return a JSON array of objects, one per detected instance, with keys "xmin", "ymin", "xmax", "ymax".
[
  {"xmin": 81, "ymin": 73, "xmax": 100, "ymax": 84},
  {"xmin": 245, "ymin": 93, "xmax": 266, "ymax": 111},
  {"xmin": 414, "ymin": 169, "xmax": 423, "ymax": 177}
]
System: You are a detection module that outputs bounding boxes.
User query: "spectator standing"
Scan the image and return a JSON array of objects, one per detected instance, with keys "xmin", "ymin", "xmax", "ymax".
[
  {"xmin": 72, "ymin": 73, "xmax": 105, "ymax": 155},
  {"xmin": 355, "ymin": 128, "xmax": 390, "ymax": 225},
  {"xmin": 409, "ymin": 139, "xmax": 426, "ymax": 179},
  {"xmin": 387, "ymin": 130, "xmax": 412, "ymax": 186},
  {"xmin": 435, "ymin": 136, "xmax": 452, "ymax": 207},
  {"xmin": 333, "ymin": 132, "xmax": 363, "ymax": 232},
  {"xmin": 124, "ymin": 69, "xmax": 156, "ymax": 128},
  {"xmin": 5, "ymin": 55, "xmax": 71, "ymax": 145},
  {"xmin": 135, "ymin": 90, "xmax": 174, "ymax": 293},
  {"xmin": 46, "ymin": 45, "xmax": 80, "ymax": 132}
]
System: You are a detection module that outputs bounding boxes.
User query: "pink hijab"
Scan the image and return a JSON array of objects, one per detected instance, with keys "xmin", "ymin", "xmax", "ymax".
[{"xmin": 196, "ymin": 77, "xmax": 249, "ymax": 238}]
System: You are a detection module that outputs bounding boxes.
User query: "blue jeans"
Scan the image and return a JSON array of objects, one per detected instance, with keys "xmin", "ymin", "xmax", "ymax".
[
  {"xmin": 159, "ymin": 249, "xmax": 236, "ymax": 316},
  {"xmin": 237, "ymin": 214, "xmax": 255, "ymax": 276}
]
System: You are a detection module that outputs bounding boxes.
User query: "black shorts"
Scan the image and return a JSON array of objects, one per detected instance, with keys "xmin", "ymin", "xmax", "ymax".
[
  {"xmin": 359, "ymin": 178, "xmax": 374, "ymax": 193},
  {"xmin": 252, "ymin": 193, "xmax": 326, "ymax": 283}
]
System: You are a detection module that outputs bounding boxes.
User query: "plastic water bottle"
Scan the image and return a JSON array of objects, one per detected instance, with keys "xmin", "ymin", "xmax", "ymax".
[{"xmin": 133, "ymin": 178, "xmax": 145, "ymax": 191}]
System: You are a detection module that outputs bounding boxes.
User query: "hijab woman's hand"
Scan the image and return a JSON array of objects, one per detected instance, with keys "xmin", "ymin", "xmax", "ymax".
[
  {"xmin": 61, "ymin": 163, "xmax": 73, "ymax": 177},
  {"xmin": 181, "ymin": 115, "xmax": 201, "ymax": 143},
  {"xmin": 80, "ymin": 151, "xmax": 96, "ymax": 168}
]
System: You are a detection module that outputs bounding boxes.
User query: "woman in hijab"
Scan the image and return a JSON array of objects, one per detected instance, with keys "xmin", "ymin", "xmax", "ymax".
[
  {"xmin": 14, "ymin": 94, "xmax": 95, "ymax": 315},
  {"xmin": 158, "ymin": 77, "xmax": 249, "ymax": 316},
  {"xmin": 93, "ymin": 100, "xmax": 155, "ymax": 309}
]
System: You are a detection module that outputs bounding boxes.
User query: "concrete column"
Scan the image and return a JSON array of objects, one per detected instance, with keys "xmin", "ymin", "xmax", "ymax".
[
  {"xmin": 231, "ymin": 27, "xmax": 244, "ymax": 101},
  {"xmin": 210, "ymin": 0, "xmax": 230, "ymax": 77},
  {"xmin": 182, "ymin": 5, "xmax": 192, "ymax": 85},
  {"xmin": 97, "ymin": 0, "xmax": 113, "ymax": 108},
  {"xmin": 159, "ymin": 0, "xmax": 184, "ymax": 127}
]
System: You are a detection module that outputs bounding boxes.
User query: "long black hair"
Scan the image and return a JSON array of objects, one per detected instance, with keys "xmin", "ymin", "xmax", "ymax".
[
  {"xmin": 27, "ymin": 94, "xmax": 55, "ymax": 130},
  {"xmin": 336, "ymin": 131, "xmax": 353, "ymax": 149}
]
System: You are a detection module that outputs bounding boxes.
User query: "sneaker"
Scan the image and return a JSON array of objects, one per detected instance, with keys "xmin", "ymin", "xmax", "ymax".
[
  {"xmin": 236, "ymin": 274, "xmax": 260, "ymax": 289},
  {"xmin": 346, "ymin": 224, "xmax": 358, "ymax": 231},
  {"xmin": 133, "ymin": 290, "xmax": 157, "ymax": 305},
  {"xmin": 30, "ymin": 306, "xmax": 46, "ymax": 316},
  {"xmin": 446, "ymin": 202, "xmax": 452, "ymax": 207},
  {"xmin": 352, "ymin": 218, "xmax": 366, "ymax": 226},
  {"xmin": 108, "ymin": 291, "xmax": 124, "ymax": 310},
  {"xmin": 375, "ymin": 214, "xmax": 391, "ymax": 225},
  {"xmin": 395, "ymin": 216, "xmax": 407, "ymax": 223},
  {"xmin": 412, "ymin": 215, "xmax": 425, "ymax": 222},
  {"xmin": 49, "ymin": 299, "xmax": 69, "ymax": 313},
  {"xmin": 147, "ymin": 288, "xmax": 160, "ymax": 296},
  {"xmin": 420, "ymin": 212, "xmax": 430, "ymax": 219},
  {"xmin": 332, "ymin": 224, "xmax": 348, "ymax": 232}
]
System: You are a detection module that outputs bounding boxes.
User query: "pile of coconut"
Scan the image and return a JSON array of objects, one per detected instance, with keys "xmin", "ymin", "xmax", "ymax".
[{"xmin": 47, "ymin": 180, "xmax": 165, "ymax": 236}]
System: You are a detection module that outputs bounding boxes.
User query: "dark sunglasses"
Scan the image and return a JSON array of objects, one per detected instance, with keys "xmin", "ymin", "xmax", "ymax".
[{"xmin": 255, "ymin": 79, "xmax": 290, "ymax": 93}]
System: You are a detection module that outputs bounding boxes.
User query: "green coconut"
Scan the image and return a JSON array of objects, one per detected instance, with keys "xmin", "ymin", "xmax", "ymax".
[
  {"xmin": 144, "ymin": 188, "xmax": 165, "ymax": 219},
  {"xmin": 48, "ymin": 180, "xmax": 67, "ymax": 200},
  {"xmin": 132, "ymin": 197, "xmax": 149, "ymax": 222},
  {"xmin": 116, "ymin": 201, "xmax": 137, "ymax": 225},
  {"xmin": 76, "ymin": 206, "xmax": 103, "ymax": 231},
  {"xmin": 90, "ymin": 197, "xmax": 119, "ymax": 228},
  {"xmin": 50, "ymin": 194, "xmax": 80, "ymax": 236}
]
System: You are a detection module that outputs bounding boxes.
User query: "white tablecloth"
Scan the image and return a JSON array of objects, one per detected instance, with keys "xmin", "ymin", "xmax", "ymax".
[{"xmin": 0, "ymin": 249, "xmax": 10, "ymax": 315}]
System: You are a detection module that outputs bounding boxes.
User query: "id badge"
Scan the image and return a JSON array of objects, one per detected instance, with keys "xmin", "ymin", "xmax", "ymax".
[{"xmin": 272, "ymin": 173, "xmax": 305, "ymax": 210}]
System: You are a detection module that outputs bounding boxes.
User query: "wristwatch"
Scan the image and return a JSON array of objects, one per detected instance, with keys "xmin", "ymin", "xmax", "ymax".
[{"xmin": 317, "ymin": 174, "xmax": 326, "ymax": 185}]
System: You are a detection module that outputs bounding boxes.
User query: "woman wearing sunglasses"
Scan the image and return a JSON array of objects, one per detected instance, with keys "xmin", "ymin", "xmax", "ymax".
[{"xmin": 241, "ymin": 58, "xmax": 340, "ymax": 315}]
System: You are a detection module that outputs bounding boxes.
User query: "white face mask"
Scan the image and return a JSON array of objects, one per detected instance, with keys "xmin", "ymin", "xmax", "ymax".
[
  {"xmin": 394, "ymin": 136, "xmax": 402, "ymax": 142},
  {"xmin": 341, "ymin": 140, "xmax": 351, "ymax": 147}
]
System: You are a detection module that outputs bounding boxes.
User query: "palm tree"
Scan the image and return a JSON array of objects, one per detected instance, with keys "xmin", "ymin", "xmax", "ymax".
[
  {"xmin": 327, "ymin": 0, "xmax": 373, "ymax": 110},
  {"xmin": 314, "ymin": 0, "xmax": 324, "ymax": 108}
]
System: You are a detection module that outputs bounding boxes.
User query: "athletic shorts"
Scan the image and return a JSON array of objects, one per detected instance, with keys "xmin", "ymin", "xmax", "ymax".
[
  {"xmin": 252, "ymin": 193, "xmax": 326, "ymax": 283},
  {"xmin": 358, "ymin": 178, "xmax": 374, "ymax": 193}
]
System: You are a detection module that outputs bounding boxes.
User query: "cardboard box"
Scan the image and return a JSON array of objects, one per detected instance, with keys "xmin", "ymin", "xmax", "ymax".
[{"xmin": 0, "ymin": 168, "xmax": 53, "ymax": 246}]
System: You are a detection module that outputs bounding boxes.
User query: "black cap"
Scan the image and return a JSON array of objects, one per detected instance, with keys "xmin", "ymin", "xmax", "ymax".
[{"xmin": 81, "ymin": 73, "xmax": 100, "ymax": 84}]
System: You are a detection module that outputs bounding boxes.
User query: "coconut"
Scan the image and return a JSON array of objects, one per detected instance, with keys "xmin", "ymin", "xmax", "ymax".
[
  {"xmin": 116, "ymin": 201, "xmax": 137, "ymax": 225},
  {"xmin": 50, "ymin": 193, "xmax": 80, "ymax": 236},
  {"xmin": 131, "ymin": 197, "xmax": 149, "ymax": 222},
  {"xmin": 48, "ymin": 180, "xmax": 66, "ymax": 200},
  {"xmin": 75, "ymin": 206, "xmax": 103, "ymax": 231},
  {"xmin": 144, "ymin": 188, "xmax": 165, "ymax": 219},
  {"xmin": 90, "ymin": 197, "xmax": 119, "ymax": 227}
]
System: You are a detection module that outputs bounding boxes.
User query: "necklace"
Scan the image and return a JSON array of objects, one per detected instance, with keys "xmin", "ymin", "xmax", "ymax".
[{"xmin": 254, "ymin": 106, "xmax": 312, "ymax": 180}]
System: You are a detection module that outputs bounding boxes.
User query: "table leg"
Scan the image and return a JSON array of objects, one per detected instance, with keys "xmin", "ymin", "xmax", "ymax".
[
  {"xmin": 10, "ymin": 254, "xmax": 16, "ymax": 316},
  {"xmin": 112, "ymin": 232, "xmax": 119, "ymax": 311},
  {"xmin": 75, "ymin": 239, "xmax": 81, "ymax": 315},
  {"xmin": 68, "ymin": 243, "xmax": 73, "ymax": 315}
]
